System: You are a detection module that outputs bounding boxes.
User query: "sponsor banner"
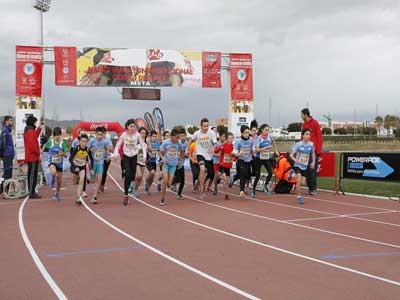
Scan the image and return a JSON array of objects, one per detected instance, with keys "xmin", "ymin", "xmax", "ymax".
[
  {"xmin": 230, "ymin": 53, "xmax": 253, "ymax": 101},
  {"xmin": 202, "ymin": 52, "xmax": 221, "ymax": 88},
  {"xmin": 56, "ymin": 48, "xmax": 209, "ymax": 88},
  {"xmin": 16, "ymin": 46, "xmax": 42, "ymax": 97},
  {"xmin": 317, "ymin": 152, "xmax": 335, "ymax": 178},
  {"xmin": 342, "ymin": 153, "xmax": 400, "ymax": 181},
  {"xmin": 54, "ymin": 46, "xmax": 77, "ymax": 85},
  {"xmin": 229, "ymin": 100, "xmax": 254, "ymax": 136}
]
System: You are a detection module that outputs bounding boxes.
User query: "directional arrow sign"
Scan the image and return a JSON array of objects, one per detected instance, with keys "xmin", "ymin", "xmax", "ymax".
[{"xmin": 363, "ymin": 156, "xmax": 394, "ymax": 179}]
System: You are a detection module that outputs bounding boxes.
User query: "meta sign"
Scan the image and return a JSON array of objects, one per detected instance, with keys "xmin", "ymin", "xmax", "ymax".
[{"xmin": 342, "ymin": 153, "xmax": 400, "ymax": 181}]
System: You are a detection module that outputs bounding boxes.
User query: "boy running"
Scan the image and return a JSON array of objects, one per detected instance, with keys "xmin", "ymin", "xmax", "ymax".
[
  {"xmin": 212, "ymin": 131, "xmax": 226, "ymax": 195},
  {"xmin": 189, "ymin": 141, "xmax": 200, "ymax": 192},
  {"xmin": 88, "ymin": 127, "xmax": 113, "ymax": 204},
  {"xmin": 44, "ymin": 127, "xmax": 69, "ymax": 201},
  {"xmin": 290, "ymin": 128, "xmax": 316, "ymax": 205},
  {"xmin": 145, "ymin": 130, "xmax": 161, "ymax": 195},
  {"xmin": 69, "ymin": 134, "xmax": 92, "ymax": 205},
  {"xmin": 173, "ymin": 127, "xmax": 188, "ymax": 199},
  {"xmin": 159, "ymin": 129, "xmax": 183, "ymax": 206},
  {"xmin": 157, "ymin": 130, "xmax": 171, "ymax": 192},
  {"xmin": 214, "ymin": 132, "xmax": 234, "ymax": 200}
]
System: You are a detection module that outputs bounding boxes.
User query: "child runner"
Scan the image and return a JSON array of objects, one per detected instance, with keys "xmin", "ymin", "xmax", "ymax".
[
  {"xmin": 290, "ymin": 128, "xmax": 316, "ymax": 205},
  {"xmin": 133, "ymin": 127, "xmax": 148, "ymax": 198},
  {"xmin": 232, "ymin": 125, "xmax": 254, "ymax": 198},
  {"xmin": 100, "ymin": 131, "xmax": 114, "ymax": 193},
  {"xmin": 159, "ymin": 128, "xmax": 183, "ymax": 206},
  {"xmin": 173, "ymin": 127, "xmax": 188, "ymax": 199},
  {"xmin": 157, "ymin": 130, "xmax": 170, "ymax": 192},
  {"xmin": 252, "ymin": 124, "xmax": 279, "ymax": 198},
  {"xmin": 69, "ymin": 134, "xmax": 92, "ymax": 205},
  {"xmin": 212, "ymin": 131, "xmax": 226, "ymax": 195},
  {"xmin": 113, "ymin": 119, "xmax": 143, "ymax": 206},
  {"xmin": 214, "ymin": 132, "xmax": 234, "ymax": 200},
  {"xmin": 88, "ymin": 127, "xmax": 113, "ymax": 204},
  {"xmin": 189, "ymin": 141, "xmax": 200, "ymax": 192},
  {"xmin": 71, "ymin": 129, "xmax": 89, "ymax": 197},
  {"xmin": 145, "ymin": 130, "xmax": 161, "ymax": 195},
  {"xmin": 187, "ymin": 118, "xmax": 217, "ymax": 200},
  {"xmin": 44, "ymin": 127, "xmax": 69, "ymax": 201}
]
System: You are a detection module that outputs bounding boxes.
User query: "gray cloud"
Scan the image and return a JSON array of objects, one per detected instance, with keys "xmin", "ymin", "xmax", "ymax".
[{"xmin": 1, "ymin": 0, "xmax": 399, "ymax": 128}]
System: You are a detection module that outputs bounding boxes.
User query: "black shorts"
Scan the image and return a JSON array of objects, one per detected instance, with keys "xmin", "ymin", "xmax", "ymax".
[
  {"xmin": 196, "ymin": 155, "xmax": 212, "ymax": 166},
  {"xmin": 219, "ymin": 166, "xmax": 231, "ymax": 177},
  {"xmin": 294, "ymin": 167, "xmax": 308, "ymax": 177},
  {"xmin": 49, "ymin": 163, "xmax": 63, "ymax": 173},
  {"xmin": 70, "ymin": 165, "xmax": 86, "ymax": 175},
  {"xmin": 146, "ymin": 161, "xmax": 157, "ymax": 171}
]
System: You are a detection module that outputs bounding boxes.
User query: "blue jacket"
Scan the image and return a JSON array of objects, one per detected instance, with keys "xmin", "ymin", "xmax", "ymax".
[{"xmin": 1, "ymin": 125, "xmax": 15, "ymax": 158}]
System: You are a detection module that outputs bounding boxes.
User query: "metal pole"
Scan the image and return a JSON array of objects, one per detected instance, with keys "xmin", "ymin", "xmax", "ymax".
[{"xmin": 40, "ymin": 10, "xmax": 46, "ymax": 136}]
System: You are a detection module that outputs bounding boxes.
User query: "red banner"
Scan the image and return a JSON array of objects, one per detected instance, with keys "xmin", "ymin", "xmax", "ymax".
[
  {"xmin": 318, "ymin": 152, "xmax": 335, "ymax": 178},
  {"xmin": 15, "ymin": 46, "xmax": 42, "ymax": 97},
  {"xmin": 54, "ymin": 46, "xmax": 77, "ymax": 85},
  {"xmin": 230, "ymin": 53, "xmax": 253, "ymax": 101},
  {"xmin": 202, "ymin": 52, "xmax": 221, "ymax": 88}
]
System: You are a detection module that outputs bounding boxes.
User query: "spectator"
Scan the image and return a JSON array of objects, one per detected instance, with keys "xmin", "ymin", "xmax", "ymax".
[
  {"xmin": 0, "ymin": 116, "xmax": 15, "ymax": 195},
  {"xmin": 24, "ymin": 116, "xmax": 43, "ymax": 198},
  {"xmin": 301, "ymin": 108, "xmax": 323, "ymax": 195}
]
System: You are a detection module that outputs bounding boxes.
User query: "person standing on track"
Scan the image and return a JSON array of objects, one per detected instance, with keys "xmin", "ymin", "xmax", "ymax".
[
  {"xmin": 0, "ymin": 116, "xmax": 14, "ymax": 196},
  {"xmin": 44, "ymin": 127, "xmax": 69, "ymax": 201},
  {"xmin": 113, "ymin": 119, "xmax": 143, "ymax": 206},
  {"xmin": 252, "ymin": 124, "xmax": 279, "ymax": 198},
  {"xmin": 133, "ymin": 127, "xmax": 148, "ymax": 198},
  {"xmin": 88, "ymin": 126, "xmax": 113, "ymax": 204},
  {"xmin": 69, "ymin": 133, "xmax": 92, "ymax": 205},
  {"xmin": 290, "ymin": 128, "xmax": 316, "ymax": 205},
  {"xmin": 232, "ymin": 125, "xmax": 254, "ymax": 198},
  {"xmin": 301, "ymin": 108, "xmax": 323, "ymax": 195},
  {"xmin": 145, "ymin": 130, "xmax": 160, "ymax": 196},
  {"xmin": 23, "ymin": 116, "xmax": 43, "ymax": 199},
  {"xmin": 159, "ymin": 128, "xmax": 184, "ymax": 206},
  {"xmin": 186, "ymin": 118, "xmax": 217, "ymax": 200},
  {"xmin": 214, "ymin": 132, "xmax": 234, "ymax": 200}
]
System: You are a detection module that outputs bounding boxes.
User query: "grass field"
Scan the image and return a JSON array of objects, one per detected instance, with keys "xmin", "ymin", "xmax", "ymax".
[{"xmin": 273, "ymin": 139, "xmax": 400, "ymax": 198}]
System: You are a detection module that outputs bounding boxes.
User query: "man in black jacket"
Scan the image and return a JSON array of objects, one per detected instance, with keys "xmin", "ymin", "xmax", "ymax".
[{"xmin": 0, "ymin": 116, "xmax": 15, "ymax": 195}]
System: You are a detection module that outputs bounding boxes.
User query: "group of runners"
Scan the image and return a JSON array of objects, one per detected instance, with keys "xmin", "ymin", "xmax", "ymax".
[{"xmin": 39, "ymin": 108, "xmax": 321, "ymax": 207}]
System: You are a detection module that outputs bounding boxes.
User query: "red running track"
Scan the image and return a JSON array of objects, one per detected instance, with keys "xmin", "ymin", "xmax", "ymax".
[{"xmin": 1, "ymin": 161, "xmax": 399, "ymax": 300}]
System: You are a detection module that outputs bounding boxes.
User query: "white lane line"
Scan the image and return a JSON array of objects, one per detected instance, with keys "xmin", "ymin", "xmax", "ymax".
[
  {"xmin": 18, "ymin": 196, "xmax": 68, "ymax": 300},
  {"xmin": 80, "ymin": 187, "xmax": 259, "ymax": 300},
  {"xmin": 285, "ymin": 210, "xmax": 400, "ymax": 222},
  {"xmin": 1, "ymin": 199, "xmax": 49, "ymax": 205},
  {"xmin": 107, "ymin": 171, "xmax": 400, "ymax": 287}
]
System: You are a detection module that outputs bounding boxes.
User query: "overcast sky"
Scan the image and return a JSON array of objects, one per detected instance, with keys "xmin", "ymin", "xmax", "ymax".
[{"xmin": 1, "ymin": 0, "xmax": 399, "ymax": 128}]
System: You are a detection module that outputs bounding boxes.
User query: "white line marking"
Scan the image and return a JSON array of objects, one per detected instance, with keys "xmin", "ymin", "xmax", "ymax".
[
  {"xmin": 285, "ymin": 210, "xmax": 399, "ymax": 222},
  {"xmin": 303, "ymin": 196, "xmax": 395, "ymax": 212},
  {"xmin": 0, "ymin": 199, "xmax": 49, "ymax": 205},
  {"xmin": 107, "ymin": 171, "xmax": 400, "ymax": 287},
  {"xmin": 18, "ymin": 196, "xmax": 68, "ymax": 300},
  {"xmin": 80, "ymin": 186, "xmax": 260, "ymax": 300}
]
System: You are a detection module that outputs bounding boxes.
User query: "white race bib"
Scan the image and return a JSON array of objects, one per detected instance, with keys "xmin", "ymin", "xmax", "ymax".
[
  {"xmin": 298, "ymin": 153, "xmax": 310, "ymax": 165},
  {"xmin": 73, "ymin": 156, "xmax": 86, "ymax": 167},
  {"xmin": 223, "ymin": 155, "xmax": 233, "ymax": 163},
  {"xmin": 52, "ymin": 154, "xmax": 62, "ymax": 164},
  {"xmin": 94, "ymin": 149, "xmax": 105, "ymax": 160},
  {"xmin": 260, "ymin": 151, "xmax": 270, "ymax": 160}
]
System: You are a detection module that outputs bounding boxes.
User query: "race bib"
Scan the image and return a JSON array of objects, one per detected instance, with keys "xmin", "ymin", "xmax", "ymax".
[
  {"xmin": 260, "ymin": 151, "xmax": 270, "ymax": 160},
  {"xmin": 125, "ymin": 137, "xmax": 136, "ymax": 150},
  {"xmin": 73, "ymin": 156, "xmax": 86, "ymax": 167},
  {"xmin": 94, "ymin": 149, "xmax": 105, "ymax": 160},
  {"xmin": 51, "ymin": 154, "xmax": 62, "ymax": 164},
  {"xmin": 168, "ymin": 149, "xmax": 179, "ymax": 159},
  {"xmin": 240, "ymin": 148, "xmax": 250, "ymax": 156},
  {"xmin": 150, "ymin": 151, "xmax": 157, "ymax": 158},
  {"xmin": 223, "ymin": 155, "xmax": 233, "ymax": 163},
  {"xmin": 298, "ymin": 153, "xmax": 310, "ymax": 165},
  {"xmin": 199, "ymin": 135, "xmax": 210, "ymax": 148}
]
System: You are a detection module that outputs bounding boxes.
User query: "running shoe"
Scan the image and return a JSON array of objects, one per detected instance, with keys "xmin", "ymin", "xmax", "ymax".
[
  {"xmin": 157, "ymin": 182, "xmax": 162, "ymax": 192},
  {"xmin": 308, "ymin": 190, "xmax": 317, "ymax": 196},
  {"xmin": 82, "ymin": 191, "xmax": 88, "ymax": 197},
  {"xmin": 297, "ymin": 196, "xmax": 303, "ymax": 205},
  {"xmin": 252, "ymin": 190, "xmax": 257, "ymax": 198},
  {"xmin": 160, "ymin": 198, "xmax": 166, "ymax": 206},
  {"xmin": 176, "ymin": 194, "xmax": 184, "ymax": 200},
  {"xmin": 264, "ymin": 187, "xmax": 270, "ymax": 196},
  {"xmin": 213, "ymin": 187, "xmax": 218, "ymax": 196},
  {"xmin": 123, "ymin": 196, "xmax": 129, "ymax": 206},
  {"xmin": 224, "ymin": 194, "xmax": 230, "ymax": 201},
  {"xmin": 91, "ymin": 196, "xmax": 98, "ymax": 204},
  {"xmin": 75, "ymin": 196, "xmax": 82, "ymax": 205},
  {"xmin": 128, "ymin": 182, "xmax": 134, "ymax": 194},
  {"xmin": 239, "ymin": 191, "xmax": 246, "ymax": 198},
  {"xmin": 131, "ymin": 191, "xmax": 140, "ymax": 199},
  {"xmin": 207, "ymin": 186, "xmax": 213, "ymax": 192},
  {"xmin": 53, "ymin": 193, "xmax": 60, "ymax": 201},
  {"xmin": 30, "ymin": 193, "xmax": 42, "ymax": 199}
]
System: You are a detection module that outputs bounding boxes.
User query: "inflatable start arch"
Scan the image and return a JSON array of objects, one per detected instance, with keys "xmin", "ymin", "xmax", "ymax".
[{"xmin": 72, "ymin": 122, "xmax": 125, "ymax": 139}]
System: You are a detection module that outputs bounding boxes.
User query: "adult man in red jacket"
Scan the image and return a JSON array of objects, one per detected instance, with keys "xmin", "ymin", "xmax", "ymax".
[
  {"xmin": 301, "ymin": 108, "xmax": 323, "ymax": 195},
  {"xmin": 24, "ymin": 115, "xmax": 43, "ymax": 198}
]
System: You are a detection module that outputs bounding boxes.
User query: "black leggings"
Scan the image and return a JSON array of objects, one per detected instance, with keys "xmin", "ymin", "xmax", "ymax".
[
  {"xmin": 28, "ymin": 161, "xmax": 39, "ymax": 196},
  {"xmin": 190, "ymin": 160, "xmax": 200, "ymax": 185},
  {"xmin": 203, "ymin": 160, "xmax": 215, "ymax": 182},
  {"xmin": 174, "ymin": 167, "xmax": 185, "ymax": 196},
  {"xmin": 253, "ymin": 158, "xmax": 273, "ymax": 191},
  {"xmin": 123, "ymin": 155, "xmax": 137, "ymax": 195},
  {"xmin": 101, "ymin": 160, "xmax": 111, "ymax": 186},
  {"xmin": 237, "ymin": 160, "xmax": 252, "ymax": 192}
]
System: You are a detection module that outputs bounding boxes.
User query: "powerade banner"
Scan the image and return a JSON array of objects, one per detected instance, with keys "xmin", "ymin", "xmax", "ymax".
[
  {"xmin": 342, "ymin": 153, "xmax": 400, "ymax": 181},
  {"xmin": 54, "ymin": 47, "xmax": 222, "ymax": 88},
  {"xmin": 16, "ymin": 46, "xmax": 42, "ymax": 97}
]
